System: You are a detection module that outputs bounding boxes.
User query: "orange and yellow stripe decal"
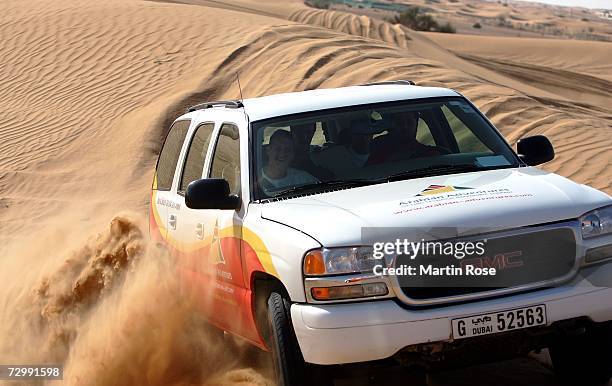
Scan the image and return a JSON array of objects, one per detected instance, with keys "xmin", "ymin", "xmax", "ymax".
[
  {"xmin": 242, "ymin": 227, "xmax": 278, "ymax": 278},
  {"xmin": 149, "ymin": 192, "xmax": 278, "ymax": 278}
]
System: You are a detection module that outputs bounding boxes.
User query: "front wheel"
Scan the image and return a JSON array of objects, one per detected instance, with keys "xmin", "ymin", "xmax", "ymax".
[
  {"xmin": 266, "ymin": 292, "xmax": 333, "ymax": 386},
  {"xmin": 549, "ymin": 323, "xmax": 612, "ymax": 386}
]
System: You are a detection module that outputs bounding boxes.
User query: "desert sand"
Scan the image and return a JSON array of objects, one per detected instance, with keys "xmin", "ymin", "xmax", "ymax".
[
  {"xmin": 0, "ymin": 0, "xmax": 610, "ymax": 385},
  {"xmin": 330, "ymin": 0, "xmax": 612, "ymax": 41}
]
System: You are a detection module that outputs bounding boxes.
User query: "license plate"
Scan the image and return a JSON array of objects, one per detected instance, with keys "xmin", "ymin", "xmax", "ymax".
[{"xmin": 452, "ymin": 305, "xmax": 547, "ymax": 340}]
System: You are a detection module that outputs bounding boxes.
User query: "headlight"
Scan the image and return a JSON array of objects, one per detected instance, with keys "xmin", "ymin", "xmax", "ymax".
[
  {"xmin": 581, "ymin": 205, "xmax": 612, "ymax": 239},
  {"xmin": 303, "ymin": 247, "xmax": 383, "ymax": 276}
]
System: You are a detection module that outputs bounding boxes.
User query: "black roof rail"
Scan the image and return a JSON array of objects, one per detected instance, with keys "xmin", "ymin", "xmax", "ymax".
[
  {"xmin": 187, "ymin": 100, "xmax": 244, "ymax": 113},
  {"xmin": 360, "ymin": 80, "xmax": 416, "ymax": 86}
]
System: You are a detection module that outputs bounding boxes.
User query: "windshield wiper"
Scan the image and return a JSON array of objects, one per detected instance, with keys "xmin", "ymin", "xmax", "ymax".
[
  {"xmin": 270, "ymin": 179, "xmax": 380, "ymax": 198},
  {"xmin": 386, "ymin": 164, "xmax": 483, "ymax": 182}
]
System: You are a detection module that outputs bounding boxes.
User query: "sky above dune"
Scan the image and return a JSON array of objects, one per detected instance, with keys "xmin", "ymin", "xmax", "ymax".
[{"xmin": 515, "ymin": 0, "xmax": 612, "ymax": 9}]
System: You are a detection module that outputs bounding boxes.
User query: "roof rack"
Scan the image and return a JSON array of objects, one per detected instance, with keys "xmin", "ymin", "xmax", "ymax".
[
  {"xmin": 187, "ymin": 100, "xmax": 244, "ymax": 113},
  {"xmin": 360, "ymin": 80, "xmax": 416, "ymax": 86}
]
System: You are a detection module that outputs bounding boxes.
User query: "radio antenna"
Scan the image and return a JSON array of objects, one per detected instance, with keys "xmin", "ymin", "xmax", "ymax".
[
  {"xmin": 236, "ymin": 72, "xmax": 248, "ymax": 123},
  {"xmin": 236, "ymin": 72, "xmax": 244, "ymax": 102}
]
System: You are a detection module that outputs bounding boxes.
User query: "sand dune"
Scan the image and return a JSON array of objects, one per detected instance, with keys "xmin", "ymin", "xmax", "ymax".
[
  {"xmin": 456, "ymin": 53, "xmax": 612, "ymax": 110},
  {"xmin": 286, "ymin": 7, "xmax": 612, "ymax": 194},
  {"xmin": 2, "ymin": 0, "xmax": 608, "ymax": 247},
  {"xmin": 0, "ymin": 0, "xmax": 286, "ymax": 245},
  {"xmin": 328, "ymin": 0, "xmax": 612, "ymax": 41},
  {"xmin": 425, "ymin": 32, "xmax": 612, "ymax": 82},
  {"xmin": 0, "ymin": 0, "xmax": 610, "ymax": 385},
  {"xmin": 287, "ymin": 7, "xmax": 572, "ymax": 99},
  {"xmin": 289, "ymin": 8, "xmax": 412, "ymax": 48}
]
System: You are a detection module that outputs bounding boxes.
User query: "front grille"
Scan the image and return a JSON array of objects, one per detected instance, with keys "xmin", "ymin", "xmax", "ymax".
[{"xmin": 395, "ymin": 225, "xmax": 577, "ymax": 304}]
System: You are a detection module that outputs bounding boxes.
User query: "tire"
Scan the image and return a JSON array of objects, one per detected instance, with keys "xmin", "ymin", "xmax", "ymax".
[
  {"xmin": 549, "ymin": 323, "xmax": 612, "ymax": 386},
  {"xmin": 266, "ymin": 291, "xmax": 333, "ymax": 386}
]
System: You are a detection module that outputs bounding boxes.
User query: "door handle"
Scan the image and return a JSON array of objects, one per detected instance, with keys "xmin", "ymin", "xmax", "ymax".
[
  {"xmin": 195, "ymin": 223, "xmax": 204, "ymax": 240},
  {"xmin": 168, "ymin": 214, "xmax": 177, "ymax": 230}
]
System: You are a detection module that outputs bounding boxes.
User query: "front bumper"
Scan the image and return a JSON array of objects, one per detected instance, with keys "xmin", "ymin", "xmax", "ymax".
[{"xmin": 291, "ymin": 263, "xmax": 612, "ymax": 365}]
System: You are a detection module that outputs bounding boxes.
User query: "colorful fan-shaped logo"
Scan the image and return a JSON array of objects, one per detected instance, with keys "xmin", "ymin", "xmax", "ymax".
[{"xmin": 416, "ymin": 184, "xmax": 472, "ymax": 196}]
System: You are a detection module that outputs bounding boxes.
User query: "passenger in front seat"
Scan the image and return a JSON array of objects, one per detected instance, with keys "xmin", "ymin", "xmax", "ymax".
[{"xmin": 259, "ymin": 130, "xmax": 318, "ymax": 195}]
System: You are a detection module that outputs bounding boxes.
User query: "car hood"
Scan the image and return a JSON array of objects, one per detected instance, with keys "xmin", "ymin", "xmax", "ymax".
[{"xmin": 260, "ymin": 167, "xmax": 611, "ymax": 246}]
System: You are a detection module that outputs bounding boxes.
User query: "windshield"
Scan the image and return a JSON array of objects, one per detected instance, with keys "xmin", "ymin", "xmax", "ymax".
[{"xmin": 250, "ymin": 97, "xmax": 519, "ymax": 200}]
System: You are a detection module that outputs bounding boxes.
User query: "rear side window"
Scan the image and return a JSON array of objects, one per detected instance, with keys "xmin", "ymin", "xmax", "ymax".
[
  {"xmin": 155, "ymin": 120, "xmax": 190, "ymax": 191},
  {"xmin": 210, "ymin": 123, "xmax": 241, "ymax": 195},
  {"xmin": 179, "ymin": 122, "xmax": 215, "ymax": 193}
]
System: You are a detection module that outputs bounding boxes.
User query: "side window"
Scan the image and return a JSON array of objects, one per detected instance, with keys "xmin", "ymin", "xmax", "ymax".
[
  {"xmin": 210, "ymin": 123, "xmax": 241, "ymax": 195},
  {"xmin": 179, "ymin": 122, "xmax": 215, "ymax": 193},
  {"xmin": 442, "ymin": 105, "xmax": 489, "ymax": 153},
  {"xmin": 155, "ymin": 120, "xmax": 190, "ymax": 191},
  {"xmin": 416, "ymin": 119, "xmax": 435, "ymax": 146}
]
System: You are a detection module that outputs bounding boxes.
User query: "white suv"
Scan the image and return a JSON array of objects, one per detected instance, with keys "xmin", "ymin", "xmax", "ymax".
[{"xmin": 150, "ymin": 82, "xmax": 612, "ymax": 386}]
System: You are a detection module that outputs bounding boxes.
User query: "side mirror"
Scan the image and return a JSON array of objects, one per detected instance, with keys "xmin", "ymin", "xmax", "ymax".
[
  {"xmin": 517, "ymin": 135, "xmax": 555, "ymax": 166},
  {"xmin": 185, "ymin": 179, "xmax": 241, "ymax": 210}
]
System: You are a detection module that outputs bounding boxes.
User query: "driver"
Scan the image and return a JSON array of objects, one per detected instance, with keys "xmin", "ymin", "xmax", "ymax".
[{"xmin": 369, "ymin": 111, "xmax": 441, "ymax": 164}]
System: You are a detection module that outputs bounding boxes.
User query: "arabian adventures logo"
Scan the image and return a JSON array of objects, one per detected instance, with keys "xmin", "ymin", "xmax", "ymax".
[{"xmin": 416, "ymin": 185, "xmax": 473, "ymax": 196}]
